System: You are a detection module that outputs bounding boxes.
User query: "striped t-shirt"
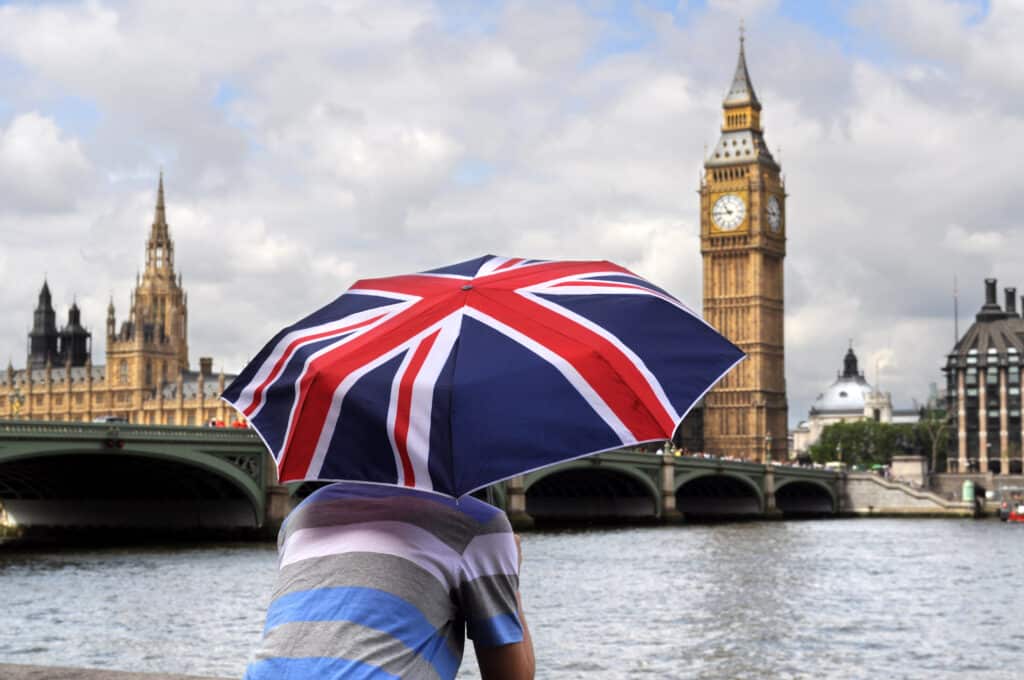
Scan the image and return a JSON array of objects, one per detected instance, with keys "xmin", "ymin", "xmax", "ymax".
[{"xmin": 244, "ymin": 481, "xmax": 524, "ymax": 680}]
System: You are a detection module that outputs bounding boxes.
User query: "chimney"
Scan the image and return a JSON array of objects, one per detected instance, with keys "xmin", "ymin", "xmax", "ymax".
[
  {"xmin": 199, "ymin": 357, "xmax": 213, "ymax": 376},
  {"xmin": 977, "ymin": 278, "xmax": 1005, "ymax": 321},
  {"xmin": 1006, "ymin": 287, "xmax": 1018, "ymax": 316},
  {"xmin": 985, "ymin": 278, "xmax": 997, "ymax": 305}
]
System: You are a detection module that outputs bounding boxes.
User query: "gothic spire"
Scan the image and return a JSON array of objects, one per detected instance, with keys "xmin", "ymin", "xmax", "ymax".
[
  {"xmin": 723, "ymin": 25, "xmax": 760, "ymax": 109},
  {"xmin": 145, "ymin": 171, "xmax": 174, "ymax": 274},
  {"xmin": 38, "ymin": 279, "xmax": 52, "ymax": 306},
  {"xmin": 152, "ymin": 171, "xmax": 168, "ymax": 239}
]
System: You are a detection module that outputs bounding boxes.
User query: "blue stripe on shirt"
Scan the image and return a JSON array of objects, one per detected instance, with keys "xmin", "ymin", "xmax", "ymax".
[
  {"xmin": 265, "ymin": 586, "xmax": 459, "ymax": 678},
  {"xmin": 467, "ymin": 611, "xmax": 524, "ymax": 648},
  {"xmin": 244, "ymin": 656, "xmax": 400, "ymax": 680}
]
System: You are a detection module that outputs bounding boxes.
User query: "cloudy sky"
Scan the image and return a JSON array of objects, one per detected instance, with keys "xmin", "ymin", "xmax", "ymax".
[{"xmin": 0, "ymin": 0, "xmax": 1020, "ymax": 426}]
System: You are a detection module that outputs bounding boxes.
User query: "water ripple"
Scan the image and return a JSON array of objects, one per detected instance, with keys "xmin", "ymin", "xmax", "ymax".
[{"xmin": 0, "ymin": 520, "xmax": 1019, "ymax": 678}]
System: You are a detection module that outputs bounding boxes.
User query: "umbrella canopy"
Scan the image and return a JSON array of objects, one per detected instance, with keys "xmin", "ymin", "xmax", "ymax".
[{"xmin": 223, "ymin": 255, "xmax": 743, "ymax": 497}]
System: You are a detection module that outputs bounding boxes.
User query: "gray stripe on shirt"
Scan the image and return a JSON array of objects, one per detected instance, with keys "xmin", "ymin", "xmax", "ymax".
[
  {"xmin": 458, "ymin": 573, "xmax": 521, "ymax": 621},
  {"xmin": 274, "ymin": 551, "xmax": 456, "ymax": 630},
  {"xmin": 255, "ymin": 619, "xmax": 447, "ymax": 680}
]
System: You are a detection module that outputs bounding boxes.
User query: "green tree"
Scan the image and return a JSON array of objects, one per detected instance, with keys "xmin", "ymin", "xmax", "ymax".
[
  {"xmin": 808, "ymin": 420, "xmax": 917, "ymax": 467},
  {"xmin": 914, "ymin": 406, "xmax": 949, "ymax": 472}
]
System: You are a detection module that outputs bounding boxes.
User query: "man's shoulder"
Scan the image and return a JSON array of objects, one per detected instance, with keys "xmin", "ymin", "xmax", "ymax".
[{"xmin": 282, "ymin": 482, "xmax": 511, "ymax": 550}]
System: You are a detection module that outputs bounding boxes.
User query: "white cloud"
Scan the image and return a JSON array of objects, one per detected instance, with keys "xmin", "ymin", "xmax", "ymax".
[
  {"xmin": 0, "ymin": 0, "xmax": 1021, "ymax": 428},
  {"xmin": 0, "ymin": 113, "xmax": 93, "ymax": 213}
]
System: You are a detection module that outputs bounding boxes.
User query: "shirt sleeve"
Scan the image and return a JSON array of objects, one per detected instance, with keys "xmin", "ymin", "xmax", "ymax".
[{"xmin": 458, "ymin": 516, "xmax": 524, "ymax": 649}]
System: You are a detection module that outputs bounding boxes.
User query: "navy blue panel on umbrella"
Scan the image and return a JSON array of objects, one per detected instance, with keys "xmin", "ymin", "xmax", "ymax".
[
  {"xmin": 449, "ymin": 316, "xmax": 621, "ymax": 496},
  {"xmin": 318, "ymin": 353, "xmax": 404, "ymax": 485}
]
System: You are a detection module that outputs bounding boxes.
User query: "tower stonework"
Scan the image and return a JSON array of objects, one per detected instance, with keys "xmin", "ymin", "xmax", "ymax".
[
  {"xmin": 699, "ymin": 35, "xmax": 788, "ymax": 461},
  {"xmin": 106, "ymin": 173, "xmax": 190, "ymax": 403}
]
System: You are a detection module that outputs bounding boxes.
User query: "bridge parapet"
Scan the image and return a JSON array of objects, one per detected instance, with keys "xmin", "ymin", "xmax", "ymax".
[
  {"xmin": 0, "ymin": 421, "xmax": 271, "ymax": 536},
  {"xmin": 0, "ymin": 420, "xmax": 263, "ymax": 442},
  {"xmin": 509, "ymin": 450, "xmax": 842, "ymax": 525}
]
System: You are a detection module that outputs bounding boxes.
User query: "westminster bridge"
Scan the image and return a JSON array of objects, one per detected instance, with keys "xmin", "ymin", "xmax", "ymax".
[{"xmin": 0, "ymin": 420, "xmax": 947, "ymax": 537}]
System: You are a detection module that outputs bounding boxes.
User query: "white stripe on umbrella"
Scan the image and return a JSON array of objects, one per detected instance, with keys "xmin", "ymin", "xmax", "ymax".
[
  {"xmin": 304, "ymin": 339, "xmax": 415, "ymax": 481},
  {"xmin": 463, "ymin": 306, "xmax": 633, "ymax": 445},
  {"xmin": 404, "ymin": 315, "xmax": 462, "ymax": 489},
  {"xmin": 234, "ymin": 306, "xmax": 403, "ymax": 416},
  {"xmin": 518, "ymin": 289, "xmax": 681, "ymax": 425}
]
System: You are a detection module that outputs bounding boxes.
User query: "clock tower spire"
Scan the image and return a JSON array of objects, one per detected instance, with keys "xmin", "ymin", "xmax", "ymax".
[{"xmin": 699, "ymin": 31, "xmax": 788, "ymax": 462}]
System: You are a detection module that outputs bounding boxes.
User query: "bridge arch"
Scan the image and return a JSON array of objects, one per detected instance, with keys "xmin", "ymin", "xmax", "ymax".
[
  {"xmin": 524, "ymin": 462, "xmax": 659, "ymax": 521},
  {"xmin": 0, "ymin": 446, "xmax": 264, "ymax": 532},
  {"xmin": 674, "ymin": 471, "xmax": 763, "ymax": 518},
  {"xmin": 773, "ymin": 479, "xmax": 836, "ymax": 516}
]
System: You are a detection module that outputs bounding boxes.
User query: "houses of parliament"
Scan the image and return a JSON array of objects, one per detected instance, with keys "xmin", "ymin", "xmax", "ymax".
[{"xmin": 0, "ymin": 176, "xmax": 238, "ymax": 426}]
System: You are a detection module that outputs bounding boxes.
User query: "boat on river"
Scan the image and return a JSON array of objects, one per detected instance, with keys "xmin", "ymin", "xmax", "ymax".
[{"xmin": 998, "ymin": 487, "xmax": 1024, "ymax": 522}]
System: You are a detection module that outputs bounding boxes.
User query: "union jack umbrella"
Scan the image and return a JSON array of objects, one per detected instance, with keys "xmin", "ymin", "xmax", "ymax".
[{"xmin": 222, "ymin": 255, "xmax": 743, "ymax": 497}]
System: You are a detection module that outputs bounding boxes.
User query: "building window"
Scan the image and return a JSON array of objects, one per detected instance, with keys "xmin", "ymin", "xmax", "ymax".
[
  {"xmin": 966, "ymin": 368, "xmax": 978, "ymax": 385},
  {"xmin": 166, "ymin": 413, "xmax": 175, "ymax": 425},
  {"xmin": 1011, "ymin": 387, "xmax": 1021, "ymax": 396},
  {"xmin": 119, "ymin": 360, "xmax": 129, "ymax": 385},
  {"xmin": 187, "ymin": 412, "xmax": 195, "ymax": 425},
  {"xmin": 967, "ymin": 388, "xmax": 978, "ymax": 397},
  {"xmin": 34, "ymin": 395, "xmax": 43, "ymax": 406},
  {"xmin": 75, "ymin": 393, "xmax": 83, "ymax": 405},
  {"xmin": 54, "ymin": 395, "xmax": 63, "ymax": 406},
  {"xmin": 1010, "ymin": 366, "xmax": 1020, "ymax": 384},
  {"xmin": 987, "ymin": 367, "xmax": 999, "ymax": 385},
  {"xmin": 94, "ymin": 394, "xmax": 104, "ymax": 405},
  {"xmin": 145, "ymin": 360, "xmax": 153, "ymax": 387}
]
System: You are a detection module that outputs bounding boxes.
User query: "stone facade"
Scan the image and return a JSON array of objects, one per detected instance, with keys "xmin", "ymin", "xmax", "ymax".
[
  {"xmin": 699, "ymin": 33, "xmax": 788, "ymax": 461},
  {"xmin": 943, "ymin": 278, "xmax": 1024, "ymax": 474},
  {"xmin": 0, "ymin": 175, "xmax": 238, "ymax": 427}
]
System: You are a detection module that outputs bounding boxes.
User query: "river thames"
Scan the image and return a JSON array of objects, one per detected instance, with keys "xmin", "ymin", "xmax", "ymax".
[{"xmin": 0, "ymin": 518, "xmax": 1020, "ymax": 679}]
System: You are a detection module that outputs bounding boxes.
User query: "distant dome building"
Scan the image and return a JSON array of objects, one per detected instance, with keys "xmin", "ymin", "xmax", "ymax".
[
  {"xmin": 944, "ymin": 278, "xmax": 1024, "ymax": 474},
  {"xmin": 791, "ymin": 346, "xmax": 919, "ymax": 458}
]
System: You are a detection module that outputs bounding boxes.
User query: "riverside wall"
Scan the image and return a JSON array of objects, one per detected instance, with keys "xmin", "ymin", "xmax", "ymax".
[{"xmin": 841, "ymin": 473, "xmax": 975, "ymax": 517}]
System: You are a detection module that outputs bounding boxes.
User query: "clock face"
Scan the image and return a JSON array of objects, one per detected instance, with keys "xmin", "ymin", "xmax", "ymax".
[
  {"xmin": 766, "ymin": 195, "xmax": 782, "ymax": 232},
  {"xmin": 711, "ymin": 194, "xmax": 746, "ymax": 231}
]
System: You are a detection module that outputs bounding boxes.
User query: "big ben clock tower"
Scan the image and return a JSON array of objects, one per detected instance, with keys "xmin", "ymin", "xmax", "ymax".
[{"xmin": 700, "ymin": 32, "xmax": 788, "ymax": 461}]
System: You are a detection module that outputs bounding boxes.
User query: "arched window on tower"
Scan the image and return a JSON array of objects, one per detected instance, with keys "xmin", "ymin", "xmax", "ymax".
[
  {"xmin": 119, "ymin": 360, "xmax": 128, "ymax": 385},
  {"xmin": 145, "ymin": 360, "xmax": 153, "ymax": 387}
]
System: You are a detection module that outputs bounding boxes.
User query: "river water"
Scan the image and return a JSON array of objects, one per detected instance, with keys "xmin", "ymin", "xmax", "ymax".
[{"xmin": 1, "ymin": 519, "xmax": 1021, "ymax": 679}]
